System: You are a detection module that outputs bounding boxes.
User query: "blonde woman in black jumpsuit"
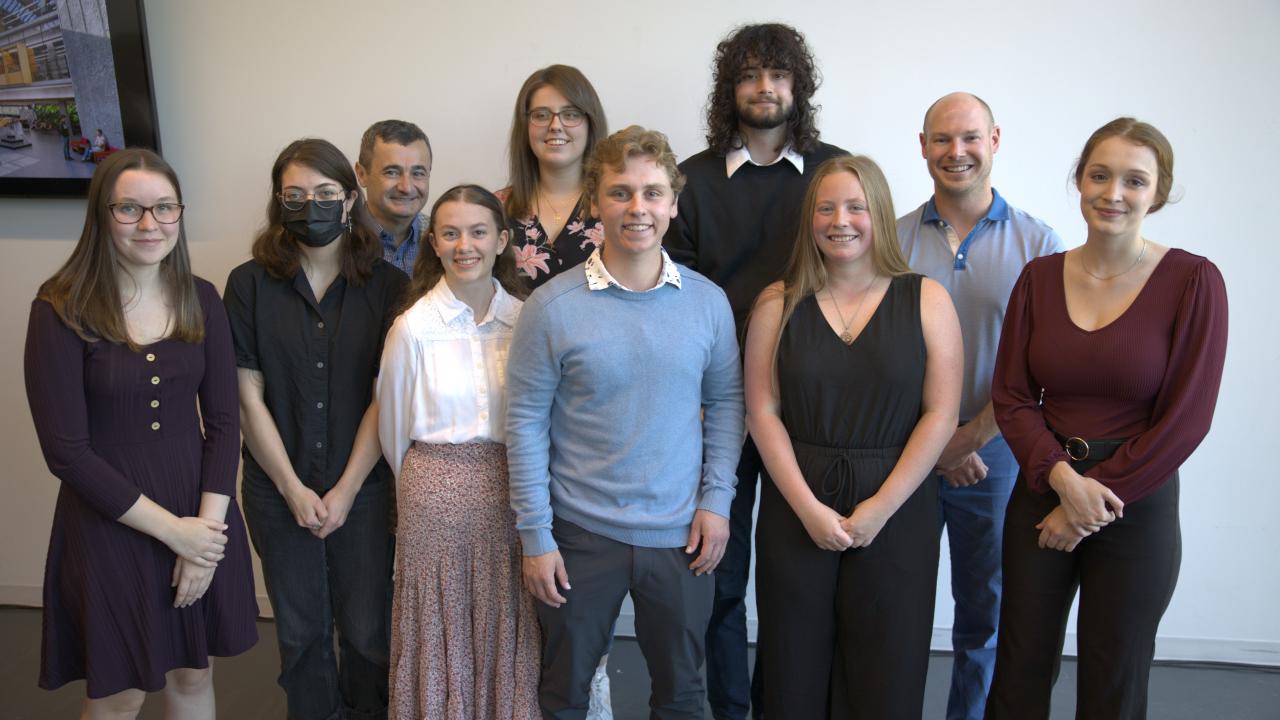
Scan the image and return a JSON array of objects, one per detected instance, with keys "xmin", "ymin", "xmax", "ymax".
[{"xmin": 744, "ymin": 155, "xmax": 962, "ymax": 719}]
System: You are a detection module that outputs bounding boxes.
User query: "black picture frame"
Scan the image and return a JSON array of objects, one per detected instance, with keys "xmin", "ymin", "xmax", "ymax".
[{"xmin": 0, "ymin": 0, "xmax": 160, "ymax": 198}]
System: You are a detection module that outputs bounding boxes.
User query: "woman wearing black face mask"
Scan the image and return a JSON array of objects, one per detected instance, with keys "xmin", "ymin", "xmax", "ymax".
[{"xmin": 223, "ymin": 138, "xmax": 407, "ymax": 720}]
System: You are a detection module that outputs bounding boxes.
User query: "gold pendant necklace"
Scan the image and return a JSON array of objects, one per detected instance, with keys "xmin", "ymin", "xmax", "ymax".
[
  {"xmin": 538, "ymin": 189, "xmax": 572, "ymax": 223},
  {"xmin": 828, "ymin": 275, "xmax": 878, "ymax": 345}
]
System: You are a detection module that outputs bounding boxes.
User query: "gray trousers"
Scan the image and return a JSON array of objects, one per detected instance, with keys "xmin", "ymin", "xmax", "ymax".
[{"xmin": 536, "ymin": 518, "xmax": 714, "ymax": 720}]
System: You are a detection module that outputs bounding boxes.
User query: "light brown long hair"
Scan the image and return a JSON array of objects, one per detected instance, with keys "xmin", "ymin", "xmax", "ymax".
[
  {"xmin": 503, "ymin": 64, "xmax": 608, "ymax": 222},
  {"xmin": 398, "ymin": 185, "xmax": 528, "ymax": 317},
  {"xmin": 38, "ymin": 148, "xmax": 204, "ymax": 351},
  {"xmin": 764, "ymin": 155, "xmax": 911, "ymax": 367},
  {"xmin": 251, "ymin": 138, "xmax": 382, "ymax": 285}
]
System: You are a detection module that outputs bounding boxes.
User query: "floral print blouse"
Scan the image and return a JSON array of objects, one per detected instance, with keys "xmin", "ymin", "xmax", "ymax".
[{"xmin": 498, "ymin": 189, "xmax": 604, "ymax": 289}]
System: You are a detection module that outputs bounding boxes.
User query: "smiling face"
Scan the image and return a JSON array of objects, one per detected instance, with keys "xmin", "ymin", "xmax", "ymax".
[
  {"xmin": 920, "ymin": 94, "xmax": 1000, "ymax": 200},
  {"xmin": 592, "ymin": 154, "xmax": 678, "ymax": 261},
  {"xmin": 429, "ymin": 200, "xmax": 509, "ymax": 289},
  {"xmin": 527, "ymin": 85, "xmax": 589, "ymax": 173},
  {"xmin": 734, "ymin": 63, "xmax": 794, "ymax": 131},
  {"xmin": 356, "ymin": 138, "xmax": 431, "ymax": 228},
  {"xmin": 1077, "ymin": 136, "xmax": 1160, "ymax": 239},
  {"xmin": 109, "ymin": 169, "xmax": 182, "ymax": 275},
  {"xmin": 811, "ymin": 171, "xmax": 874, "ymax": 268}
]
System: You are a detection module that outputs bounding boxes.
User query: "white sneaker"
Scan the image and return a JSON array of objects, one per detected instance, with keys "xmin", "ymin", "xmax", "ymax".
[{"xmin": 586, "ymin": 654, "xmax": 613, "ymax": 720}]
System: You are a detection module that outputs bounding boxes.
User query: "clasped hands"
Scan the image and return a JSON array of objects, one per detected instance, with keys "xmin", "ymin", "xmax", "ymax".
[
  {"xmin": 166, "ymin": 514, "xmax": 229, "ymax": 609},
  {"xmin": 800, "ymin": 496, "xmax": 890, "ymax": 552},
  {"xmin": 1038, "ymin": 463, "xmax": 1125, "ymax": 553},
  {"xmin": 284, "ymin": 479, "xmax": 356, "ymax": 539},
  {"xmin": 935, "ymin": 422, "xmax": 988, "ymax": 488}
]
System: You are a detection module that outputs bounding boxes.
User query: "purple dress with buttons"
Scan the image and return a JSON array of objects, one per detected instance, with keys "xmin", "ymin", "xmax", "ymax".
[{"xmin": 23, "ymin": 279, "xmax": 258, "ymax": 699}]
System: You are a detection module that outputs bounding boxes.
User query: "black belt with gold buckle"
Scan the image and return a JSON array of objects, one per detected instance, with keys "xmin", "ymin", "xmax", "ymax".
[{"xmin": 1053, "ymin": 432, "xmax": 1126, "ymax": 463}]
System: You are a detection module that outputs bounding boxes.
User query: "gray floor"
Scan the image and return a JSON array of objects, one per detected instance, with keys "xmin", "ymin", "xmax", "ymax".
[
  {"xmin": 2, "ymin": 606, "xmax": 1277, "ymax": 718},
  {"xmin": 0, "ymin": 127, "xmax": 98, "ymax": 179}
]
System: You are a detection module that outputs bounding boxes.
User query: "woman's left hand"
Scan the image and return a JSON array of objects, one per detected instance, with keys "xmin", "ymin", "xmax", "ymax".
[
  {"xmin": 841, "ymin": 496, "xmax": 892, "ymax": 549},
  {"xmin": 1036, "ymin": 505, "xmax": 1093, "ymax": 552},
  {"xmin": 172, "ymin": 556, "xmax": 217, "ymax": 608},
  {"xmin": 315, "ymin": 482, "xmax": 357, "ymax": 539}
]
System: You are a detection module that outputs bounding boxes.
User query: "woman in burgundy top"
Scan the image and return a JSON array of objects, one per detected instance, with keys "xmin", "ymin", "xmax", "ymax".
[
  {"xmin": 24, "ymin": 149, "xmax": 257, "ymax": 717},
  {"xmin": 986, "ymin": 118, "xmax": 1228, "ymax": 719}
]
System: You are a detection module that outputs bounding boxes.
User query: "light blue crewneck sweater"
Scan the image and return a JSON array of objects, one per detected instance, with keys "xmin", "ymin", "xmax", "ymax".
[{"xmin": 505, "ymin": 265, "xmax": 744, "ymax": 556}]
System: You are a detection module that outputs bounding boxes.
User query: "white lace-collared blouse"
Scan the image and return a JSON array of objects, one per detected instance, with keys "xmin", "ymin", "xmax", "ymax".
[{"xmin": 376, "ymin": 277, "xmax": 522, "ymax": 479}]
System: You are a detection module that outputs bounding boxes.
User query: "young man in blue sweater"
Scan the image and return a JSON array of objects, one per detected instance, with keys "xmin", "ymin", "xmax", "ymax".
[{"xmin": 507, "ymin": 125, "xmax": 744, "ymax": 718}]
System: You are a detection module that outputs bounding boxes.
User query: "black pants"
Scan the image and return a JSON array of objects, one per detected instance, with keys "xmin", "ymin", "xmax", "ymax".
[
  {"xmin": 242, "ymin": 472, "xmax": 393, "ymax": 720},
  {"xmin": 536, "ymin": 518, "xmax": 714, "ymax": 720},
  {"xmin": 707, "ymin": 437, "xmax": 764, "ymax": 720},
  {"xmin": 985, "ymin": 474, "xmax": 1181, "ymax": 720},
  {"xmin": 756, "ymin": 442, "xmax": 939, "ymax": 720}
]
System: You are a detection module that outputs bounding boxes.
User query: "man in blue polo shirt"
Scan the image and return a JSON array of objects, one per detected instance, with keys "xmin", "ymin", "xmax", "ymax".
[
  {"xmin": 897, "ymin": 92, "xmax": 1064, "ymax": 720},
  {"xmin": 355, "ymin": 119, "xmax": 432, "ymax": 274}
]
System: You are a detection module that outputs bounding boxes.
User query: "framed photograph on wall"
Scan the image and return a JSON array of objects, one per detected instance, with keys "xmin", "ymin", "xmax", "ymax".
[{"xmin": 0, "ymin": 0, "xmax": 159, "ymax": 197}]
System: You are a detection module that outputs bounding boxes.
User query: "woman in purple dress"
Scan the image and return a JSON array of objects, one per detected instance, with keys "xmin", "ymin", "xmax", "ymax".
[{"xmin": 24, "ymin": 148, "xmax": 257, "ymax": 719}]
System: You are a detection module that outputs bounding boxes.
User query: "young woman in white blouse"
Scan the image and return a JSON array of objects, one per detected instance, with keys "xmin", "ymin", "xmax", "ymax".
[{"xmin": 377, "ymin": 185, "xmax": 535, "ymax": 719}]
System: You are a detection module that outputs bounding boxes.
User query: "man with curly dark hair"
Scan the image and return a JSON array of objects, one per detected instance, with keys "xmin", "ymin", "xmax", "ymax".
[{"xmin": 664, "ymin": 22, "xmax": 847, "ymax": 720}]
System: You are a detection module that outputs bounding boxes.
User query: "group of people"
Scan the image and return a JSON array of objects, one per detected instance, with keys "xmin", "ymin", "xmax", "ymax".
[{"xmin": 24, "ymin": 20, "xmax": 1226, "ymax": 720}]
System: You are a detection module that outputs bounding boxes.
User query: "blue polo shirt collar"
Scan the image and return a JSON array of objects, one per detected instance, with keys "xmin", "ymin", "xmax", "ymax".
[
  {"xmin": 922, "ymin": 187, "xmax": 1009, "ymax": 224},
  {"xmin": 922, "ymin": 188, "xmax": 1010, "ymax": 269}
]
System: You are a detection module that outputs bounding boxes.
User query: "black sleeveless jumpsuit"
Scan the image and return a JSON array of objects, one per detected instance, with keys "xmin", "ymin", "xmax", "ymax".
[{"xmin": 756, "ymin": 273, "xmax": 940, "ymax": 719}]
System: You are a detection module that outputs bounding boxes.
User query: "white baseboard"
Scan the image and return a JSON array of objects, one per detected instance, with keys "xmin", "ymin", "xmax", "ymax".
[
  {"xmin": 6, "ymin": 585, "xmax": 1274, "ymax": 668},
  {"xmin": 925, "ymin": 627, "xmax": 1280, "ymax": 667},
  {"xmin": 619, "ymin": 611, "xmax": 1280, "ymax": 668},
  {"xmin": 0, "ymin": 584, "xmax": 41, "ymax": 606}
]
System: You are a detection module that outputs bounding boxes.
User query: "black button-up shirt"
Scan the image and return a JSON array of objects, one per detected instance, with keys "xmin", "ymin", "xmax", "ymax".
[{"xmin": 224, "ymin": 259, "xmax": 408, "ymax": 492}]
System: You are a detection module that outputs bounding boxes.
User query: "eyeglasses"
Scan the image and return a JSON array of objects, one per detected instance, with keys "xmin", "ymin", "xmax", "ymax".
[
  {"xmin": 277, "ymin": 188, "xmax": 347, "ymax": 211},
  {"xmin": 527, "ymin": 107, "xmax": 586, "ymax": 128},
  {"xmin": 108, "ymin": 202, "xmax": 185, "ymax": 224}
]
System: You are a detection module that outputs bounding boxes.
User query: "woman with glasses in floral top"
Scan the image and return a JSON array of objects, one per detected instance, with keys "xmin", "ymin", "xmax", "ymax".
[
  {"xmin": 499, "ymin": 65, "xmax": 610, "ymax": 289},
  {"xmin": 498, "ymin": 64, "xmax": 616, "ymax": 716}
]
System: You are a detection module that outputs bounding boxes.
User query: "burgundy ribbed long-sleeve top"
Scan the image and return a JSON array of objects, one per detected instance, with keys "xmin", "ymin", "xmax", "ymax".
[{"xmin": 992, "ymin": 249, "xmax": 1228, "ymax": 504}]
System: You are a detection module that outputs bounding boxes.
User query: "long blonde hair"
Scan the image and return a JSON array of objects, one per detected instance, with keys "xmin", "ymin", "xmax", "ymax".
[{"xmin": 764, "ymin": 155, "xmax": 911, "ymax": 367}]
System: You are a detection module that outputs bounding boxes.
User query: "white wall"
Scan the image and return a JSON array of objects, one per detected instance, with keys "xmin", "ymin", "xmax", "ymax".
[{"xmin": 2, "ymin": 0, "xmax": 1277, "ymax": 665}]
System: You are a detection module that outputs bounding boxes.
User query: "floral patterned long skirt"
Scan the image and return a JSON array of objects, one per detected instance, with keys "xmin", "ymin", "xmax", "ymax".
[{"xmin": 390, "ymin": 441, "xmax": 540, "ymax": 719}]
